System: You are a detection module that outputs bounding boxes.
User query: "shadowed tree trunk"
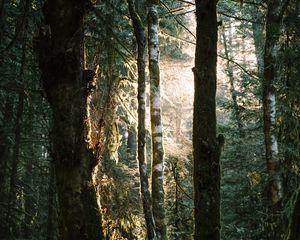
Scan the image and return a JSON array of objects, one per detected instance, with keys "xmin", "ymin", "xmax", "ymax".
[
  {"xmin": 262, "ymin": 1, "xmax": 289, "ymax": 238},
  {"xmin": 193, "ymin": 0, "xmax": 222, "ymax": 239},
  {"xmin": 127, "ymin": 0, "xmax": 156, "ymax": 238},
  {"xmin": 148, "ymin": 1, "xmax": 166, "ymax": 239},
  {"xmin": 35, "ymin": 1, "xmax": 102, "ymax": 239}
]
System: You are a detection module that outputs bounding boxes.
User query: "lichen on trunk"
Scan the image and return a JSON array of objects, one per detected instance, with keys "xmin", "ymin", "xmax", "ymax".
[
  {"xmin": 148, "ymin": 2, "xmax": 166, "ymax": 239},
  {"xmin": 35, "ymin": 1, "xmax": 103, "ymax": 239}
]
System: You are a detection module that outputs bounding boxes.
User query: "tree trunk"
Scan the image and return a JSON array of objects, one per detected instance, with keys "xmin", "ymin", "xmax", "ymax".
[
  {"xmin": 127, "ymin": 0, "xmax": 156, "ymax": 238},
  {"xmin": 148, "ymin": 1, "xmax": 166, "ymax": 239},
  {"xmin": 193, "ymin": 1, "xmax": 221, "ymax": 239},
  {"xmin": 262, "ymin": 1, "xmax": 289, "ymax": 238},
  {"xmin": 35, "ymin": 1, "xmax": 102, "ymax": 239}
]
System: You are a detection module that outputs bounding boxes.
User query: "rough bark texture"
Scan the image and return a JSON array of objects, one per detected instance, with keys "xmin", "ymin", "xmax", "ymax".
[
  {"xmin": 35, "ymin": 1, "xmax": 102, "ymax": 239},
  {"xmin": 193, "ymin": 1, "xmax": 221, "ymax": 239},
  {"xmin": 127, "ymin": 0, "xmax": 156, "ymax": 238},
  {"xmin": 262, "ymin": 1, "xmax": 289, "ymax": 238},
  {"xmin": 148, "ymin": 2, "xmax": 166, "ymax": 239}
]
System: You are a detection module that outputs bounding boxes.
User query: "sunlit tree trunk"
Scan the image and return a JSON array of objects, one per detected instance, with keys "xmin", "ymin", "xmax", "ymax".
[
  {"xmin": 35, "ymin": 1, "xmax": 102, "ymax": 239},
  {"xmin": 148, "ymin": 1, "xmax": 166, "ymax": 239},
  {"xmin": 193, "ymin": 0, "xmax": 222, "ymax": 239},
  {"xmin": 262, "ymin": 1, "xmax": 289, "ymax": 238},
  {"xmin": 127, "ymin": 0, "xmax": 156, "ymax": 238}
]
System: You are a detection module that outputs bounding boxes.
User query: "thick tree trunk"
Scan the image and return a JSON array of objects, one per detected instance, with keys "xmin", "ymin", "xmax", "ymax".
[
  {"xmin": 127, "ymin": 0, "xmax": 156, "ymax": 238},
  {"xmin": 193, "ymin": 1, "xmax": 221, "ymax": 239},
  {"xmin": 262, "ymin": 1, "xmax": 289, "ymax": 238},
  {"xmin": 36, "ymin": 1, "xmax": 102, "ymax": 239},
  {"xmin": 148, "ymin": 2, "xmax": 166, "ymax": 239}
]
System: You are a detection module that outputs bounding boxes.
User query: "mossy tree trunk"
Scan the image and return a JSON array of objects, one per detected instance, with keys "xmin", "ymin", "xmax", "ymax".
[
  {"xmin": 35, "ymin": 1, "xmax": 102, "ymax": 239},
  {"xmin": 193, "ymin": 0, "xmax": 222, "ymax": 239},
  {"xmin": 262, "ymin": 1, "xmax": 289, "ymax": 238},
  {"xmin": 148, "ymin": 1, "xmax": 166, "ymax": 239},
  {"xmin": 127, "ymin": 0, "xmax": 156, "ymax": 238}
]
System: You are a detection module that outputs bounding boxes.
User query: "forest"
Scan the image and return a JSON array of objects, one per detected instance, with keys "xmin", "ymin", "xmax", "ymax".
[{"xmin": 0, "ymin": 0, "xmax": 299, "ymax": 239}]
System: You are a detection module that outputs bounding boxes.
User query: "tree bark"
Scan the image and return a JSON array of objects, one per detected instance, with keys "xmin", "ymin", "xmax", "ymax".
[
  {"xmin": 147, "ymin": 1, "xmax": 166, "ymax": 239},
  {"xmin": 193, "ymin": 0, "xmax": 221, "ymax": 239},
  {"xmin": 127, "ymin": 0, "xmax": 156, "ymax": 238},
  {"xmin": 262, "ymin": 1, "xmax": 289, "ymax": 238},
  {"xmin": 35, "ymin": 1, "xmax": 102, "ymax": 239}
]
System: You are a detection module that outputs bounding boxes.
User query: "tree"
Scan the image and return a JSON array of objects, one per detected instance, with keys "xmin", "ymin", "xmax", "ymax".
[
  {"xmin": 262, "ymin": 1, "xmax": 289, "ymax": 238},
  {"xmin": 193, "ymin": 0, "xmax": 222, "ymax": 239},
  {"xmin": 148, "ymin": 0, "xmax": 167, "ymax": 239},
  {"xmin": 35, "ymin": 1, "xmax": 102, "ymax": 238},
  {"xmin": 127, "ymin": 0, "xmax": 156, "ymax": 238}
]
